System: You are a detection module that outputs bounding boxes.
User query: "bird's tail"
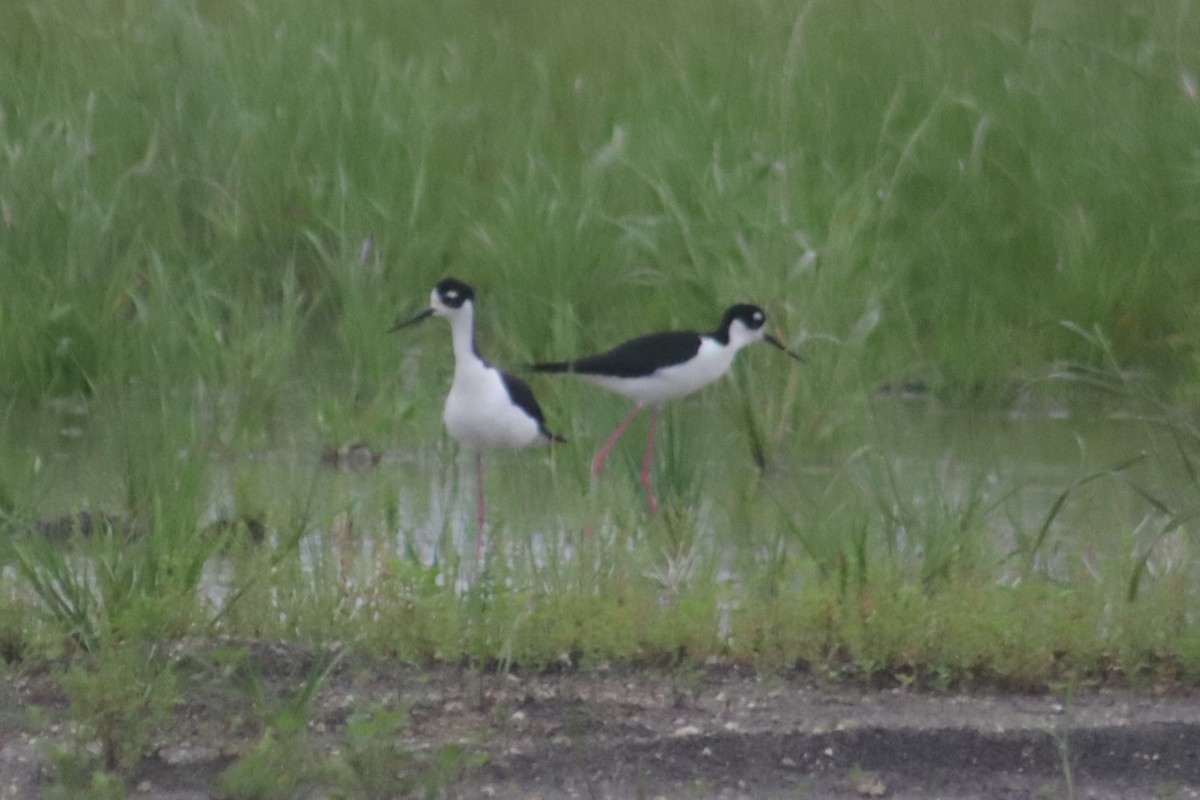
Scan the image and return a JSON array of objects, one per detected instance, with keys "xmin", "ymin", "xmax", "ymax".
[{"xmin": 530, "ymin": 361, "xmax": 573, "ymax": 374}]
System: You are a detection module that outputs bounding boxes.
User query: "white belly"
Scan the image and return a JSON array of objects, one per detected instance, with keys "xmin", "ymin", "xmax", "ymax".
[{"xmin": 443, "ymin": 366, "xmax": 544, "ymax": 449}]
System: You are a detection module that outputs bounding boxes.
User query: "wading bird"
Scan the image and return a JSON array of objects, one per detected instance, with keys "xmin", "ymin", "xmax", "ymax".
[
  {"xmin": 392, "ymin": 278, "xmax": 563, "ymax": 555},
  {"xmin": 532, "ymin": 304, "xmax": 800, "ymax": 513}
]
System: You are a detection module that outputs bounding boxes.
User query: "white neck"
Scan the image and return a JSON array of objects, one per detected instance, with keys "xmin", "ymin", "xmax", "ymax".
[
  {"xmin": 446, "ymin": 306, "xmax": 482, "ymax": 370},
  {"xmin": 725, "ymin": 320, "xmax": 761, "ymax": 352}
]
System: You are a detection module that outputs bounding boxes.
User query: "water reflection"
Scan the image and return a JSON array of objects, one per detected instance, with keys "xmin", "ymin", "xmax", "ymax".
[{"xmin": 7, "ymin": 396, "xmax": 1190, "ymax": 613}]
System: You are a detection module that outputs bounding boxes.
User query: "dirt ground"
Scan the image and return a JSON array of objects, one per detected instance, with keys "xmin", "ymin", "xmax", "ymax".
[{"xmin": 3, "ymin": 642, "xmax": 1200, "ymax": 799}]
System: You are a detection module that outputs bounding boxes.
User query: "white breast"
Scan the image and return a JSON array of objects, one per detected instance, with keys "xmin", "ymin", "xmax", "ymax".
[{"xmin": 443, "ymin": 361, "xmax": 545, "ymax": 449}]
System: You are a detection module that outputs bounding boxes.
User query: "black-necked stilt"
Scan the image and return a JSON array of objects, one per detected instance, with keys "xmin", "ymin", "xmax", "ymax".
[
  {"xmin": 532, "ymin": 304, "xmax": 800, "ymax": 513},
  {"xmin": 392, "ymin": 278, "xmax": 564, "ymax": 555}
]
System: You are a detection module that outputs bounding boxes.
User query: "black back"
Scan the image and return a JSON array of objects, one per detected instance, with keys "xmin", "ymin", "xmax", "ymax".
[
  {"xmin": 501, "ymin": 372, "xmax": 565, "ymax": 442},
  {"xmin": 535, "ymin": 330, "xmax": 704, "ymax": 378},
  {"xmin": 533, "ymin": 304, "xmax": 770, "ymax": 378}
]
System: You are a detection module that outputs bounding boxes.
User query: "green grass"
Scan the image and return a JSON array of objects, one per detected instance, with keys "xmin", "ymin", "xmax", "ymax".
[
  {"xmin": 3, "ymin": 0, "xmax": 1199, "ymax": 407},
  {"xmin": 2, "ymin": 0, "xmax": 1200, "ymax": 789}
]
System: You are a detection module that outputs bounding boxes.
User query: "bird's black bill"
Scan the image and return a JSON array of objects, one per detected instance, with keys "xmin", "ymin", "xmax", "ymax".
[
  {"xmin": 764, "ymin": 334, "xmax": 804, "ymax": 362},
  {"xmin": 389, "ymin": 308, "xmax": 434, "ymax": 332}
]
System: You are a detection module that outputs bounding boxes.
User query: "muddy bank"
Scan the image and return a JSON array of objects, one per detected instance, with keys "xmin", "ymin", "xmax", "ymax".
[{"xmin": 3, "ymin": 645, "xmax": 1199, "ymax": 798}]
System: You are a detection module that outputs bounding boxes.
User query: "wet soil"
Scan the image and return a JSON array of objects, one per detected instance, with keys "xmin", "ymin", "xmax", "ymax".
[{"xmin": 3, "ymin": 642, "xmax": 1199, "ymax": 799}]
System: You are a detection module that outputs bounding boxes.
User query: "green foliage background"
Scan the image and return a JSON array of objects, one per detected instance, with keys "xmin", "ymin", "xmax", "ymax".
[{"xmin": 1, "ymin": 0, "xmax": 1197, "ymax": 414}]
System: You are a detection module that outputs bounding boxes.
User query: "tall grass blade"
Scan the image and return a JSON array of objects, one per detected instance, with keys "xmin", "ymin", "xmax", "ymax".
[{"xmin": 1021, "ymin": 453, "xmax": 1148, "ymax": 568}]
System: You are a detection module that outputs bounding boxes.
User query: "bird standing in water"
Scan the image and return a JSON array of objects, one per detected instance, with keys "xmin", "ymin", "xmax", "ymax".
[
  {"xmin": 393, "ymin": 278, "xmax": 563, "ymax": 556},
  {"xmin": 532, "ymin": 304, "xmax": 800, "ymax": 513}
]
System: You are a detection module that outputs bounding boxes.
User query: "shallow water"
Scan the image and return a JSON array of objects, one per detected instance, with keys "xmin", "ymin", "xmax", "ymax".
[{"xmin": 5, "ymin": 392, "xmax": 1191, "ymax": 608}]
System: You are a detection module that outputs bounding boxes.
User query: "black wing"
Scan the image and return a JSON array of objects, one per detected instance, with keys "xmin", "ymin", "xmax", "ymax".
[
  {"xmin": 542, "ymin": 330, "xmax": 703, "ymax": 378},
  {"xmin": 501, "ymin": 372, "xmax": 565, "ymax": 443}
]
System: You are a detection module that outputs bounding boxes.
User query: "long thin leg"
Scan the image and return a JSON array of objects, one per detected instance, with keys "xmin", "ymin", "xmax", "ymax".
[
  {"xmin": 592, "ymin": 404, "xmax": 644, "ymax": 479},
  {"xmin": 640, "ymin": 407, "xmax": 661, "ymax": 514},
  {"xmin": 474, "ymin": 451, "xmax": 486, "ymax": 559}
]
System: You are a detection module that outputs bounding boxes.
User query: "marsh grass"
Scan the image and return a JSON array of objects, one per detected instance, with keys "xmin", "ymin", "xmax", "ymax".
[
  {"xmin": 10, "ymin": 430, "xmax": 216, "ymax": 650},
  {"xmin": 217, "ymin": 648, "xmax": 343, "ymax": 800},
  {"xmin": 3, "ymin": 8, "xmax": 1200, "ymax": 787},
  {"xmin": 4, "ymin": 0, "xmax": 1198, "ymax": 406}
]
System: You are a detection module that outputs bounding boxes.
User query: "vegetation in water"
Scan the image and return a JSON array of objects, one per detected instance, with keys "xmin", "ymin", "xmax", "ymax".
[{"xmin": 1, "ymin": 0, "xmax": 1199, "ymax": 792}]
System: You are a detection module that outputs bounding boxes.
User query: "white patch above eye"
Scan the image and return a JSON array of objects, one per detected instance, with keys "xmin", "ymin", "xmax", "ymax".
[{"xmin": 445, "ymin": 291, "xmax": 459, "ymax": 300}]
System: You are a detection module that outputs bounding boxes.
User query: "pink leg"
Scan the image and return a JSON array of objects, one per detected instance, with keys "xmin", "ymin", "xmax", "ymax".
[
  {"xmin": 474, "ymin": 452, "xmax": 486, "ymax": 559},
  {"xmin": 640, "ymin": 408, "xmax": 661, "ymax": 514},
  {"xmin": 592, "ymin": 404, "xmax": 644, "ymax": 479}
]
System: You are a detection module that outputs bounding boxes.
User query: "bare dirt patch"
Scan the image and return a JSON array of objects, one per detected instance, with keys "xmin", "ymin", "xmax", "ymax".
[{"xmin": 3, "ymin": 643, "xmax": 1199, "ymax": 798}]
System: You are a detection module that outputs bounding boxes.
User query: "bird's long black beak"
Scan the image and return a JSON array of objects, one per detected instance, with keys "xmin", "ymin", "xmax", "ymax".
[
  {"xmin": 389, "ymin": 308, "xmax": 434, "ymax": 332},
  {"xmin": 764, "ymin": 333, "xmax": 804, "ymax": 362}
]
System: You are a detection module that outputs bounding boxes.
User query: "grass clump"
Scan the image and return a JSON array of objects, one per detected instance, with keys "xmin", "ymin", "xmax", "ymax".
[
  {"xmin": 59, "ymin": 643, "xmax": 179, "ymax": 772},
  {"xmin": 218, "ymin": 651, "xmax": 341, "ymax": 800},
  {"xmin": 38, "ymin": 642, "xmax": 178, "ymax": 798}
]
